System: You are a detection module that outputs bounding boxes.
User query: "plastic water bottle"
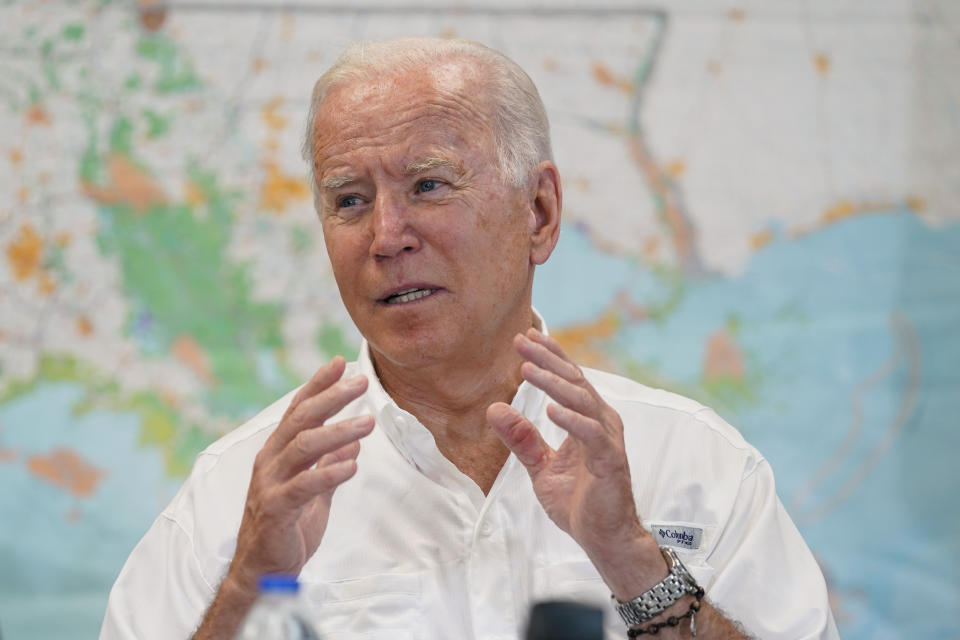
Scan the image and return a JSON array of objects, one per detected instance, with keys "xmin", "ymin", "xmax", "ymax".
[{"xmin": 235, "ymin": 574, "xmax": 321, "ymax": 639}]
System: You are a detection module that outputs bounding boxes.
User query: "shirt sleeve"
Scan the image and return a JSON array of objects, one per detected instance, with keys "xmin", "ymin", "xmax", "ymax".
[
  {"xmin": 99, "ymin": 512, "xmax": 214, "ymax": 640},
  {"xmin": 706, "ymin": 458, "xmax": 840, "ymax": 640}
]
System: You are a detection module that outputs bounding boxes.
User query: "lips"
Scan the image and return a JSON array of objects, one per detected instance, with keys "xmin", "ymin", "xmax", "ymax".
[{"xmin": 379, "ymin": 286, "xmax": 441, "ymax": 305}]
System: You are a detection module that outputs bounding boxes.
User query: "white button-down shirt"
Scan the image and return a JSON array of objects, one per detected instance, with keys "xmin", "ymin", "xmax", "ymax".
[{"xmin": 101, "ymin": 334, "xmax": 838, "ymax": 640}]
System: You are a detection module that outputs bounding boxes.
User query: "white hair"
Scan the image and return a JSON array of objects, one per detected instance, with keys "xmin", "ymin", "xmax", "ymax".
[{"xmin": 301, "ymin": 37, "xmax": 553, "ymax": 211}]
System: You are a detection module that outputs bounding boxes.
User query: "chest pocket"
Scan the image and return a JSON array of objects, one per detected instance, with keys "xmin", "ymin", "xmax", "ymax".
[{"xmin": 303, "ymin": 572, "xmax": 422, "ymax": 640}]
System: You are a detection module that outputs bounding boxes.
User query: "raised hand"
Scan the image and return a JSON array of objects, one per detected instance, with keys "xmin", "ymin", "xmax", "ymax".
[
  {"xmin": 227, "ymin": 356, "xmax": 374, "ymax": 591},
  {"xmin": 193, "ymin": 357, "xmax": 375, "ymax": 639},
  {"xmin": 487, "ymin": 329, "xmax": 666, "ymax": 598}
]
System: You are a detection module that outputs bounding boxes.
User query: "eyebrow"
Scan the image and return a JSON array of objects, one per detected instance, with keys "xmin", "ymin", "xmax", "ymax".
[
  {"xmin": 319, "ymin": 156, "xmax": 461, "ymax": 191},
  {"xmin": 405, "ymin": 156, "xmax": 460, "ymax": 175},
  {"xmin": 320, "ymin": 175, "xmax": 354, "ymax": 190}
]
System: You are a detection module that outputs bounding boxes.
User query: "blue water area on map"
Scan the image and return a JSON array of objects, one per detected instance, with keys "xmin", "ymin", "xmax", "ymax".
[
  {"xmin": 0, "ymin": 383, "xmax": 181, "ymax": 637},
  {"xmin": 534, "ymin": 211, "xmax": 960, "ymax": 638}
]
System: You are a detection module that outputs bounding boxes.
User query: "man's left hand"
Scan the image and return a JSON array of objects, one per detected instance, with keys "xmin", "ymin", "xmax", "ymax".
[{"xmin": 487, "ymin": 328, "xmax": 667, "ymax": 599}]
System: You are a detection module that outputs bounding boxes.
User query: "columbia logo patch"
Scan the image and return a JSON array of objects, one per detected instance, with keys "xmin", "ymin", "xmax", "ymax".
[{"xmin": 652, "ymin": 524, "xmax": 702, "ymax": 550}]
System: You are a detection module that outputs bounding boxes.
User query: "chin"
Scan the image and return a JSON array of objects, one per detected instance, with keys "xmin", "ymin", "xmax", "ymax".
[{"xmin": 367, "ymin": 325, "xmax": 459, "ymax": 366}]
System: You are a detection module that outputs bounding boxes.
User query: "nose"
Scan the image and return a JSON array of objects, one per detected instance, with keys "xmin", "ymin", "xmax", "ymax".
[{"xmin": 369, "ymin": 192, "xmax": 420, "ymax": 259}]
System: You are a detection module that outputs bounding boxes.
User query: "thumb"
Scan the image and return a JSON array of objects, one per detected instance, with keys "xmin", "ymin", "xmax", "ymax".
[{"xmin": 487, "ymin": 402, "xmax": 553, "ymax": 476}]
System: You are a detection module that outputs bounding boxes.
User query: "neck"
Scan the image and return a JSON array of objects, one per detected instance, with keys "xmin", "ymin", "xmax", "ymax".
[
  {"xmin": 372, "ymin": 308, "xmax": 537, "ymax": 435},
  {"xmin": 369, "ymin": 308, "xmax": 539, "ymax": 492}
]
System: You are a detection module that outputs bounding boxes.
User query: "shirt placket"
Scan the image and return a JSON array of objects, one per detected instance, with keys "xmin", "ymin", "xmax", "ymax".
[
  {"xmin": 370, "ymin": 353, "xmax": 550, "ymax": 640},
  {"xmin": 464, "ymin": 460, "xmax": 521, "ymax": 640}
]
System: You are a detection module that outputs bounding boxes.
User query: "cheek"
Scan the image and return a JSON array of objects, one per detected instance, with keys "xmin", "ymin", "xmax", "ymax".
[{"xmin": 323, "ymin": 231, "xmax": 365, "ymax": 286}]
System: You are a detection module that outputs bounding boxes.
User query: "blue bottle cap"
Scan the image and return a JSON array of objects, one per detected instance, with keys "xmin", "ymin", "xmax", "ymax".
[{"xmin": 258, "ymin": 573, "xmax": 300, "ymax": 593}]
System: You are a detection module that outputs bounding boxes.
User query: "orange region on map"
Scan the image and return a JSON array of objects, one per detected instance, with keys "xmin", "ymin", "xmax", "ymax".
[
  {"xmin": 172, "ymin": 334, "xmax": 214, "ymax": 383},
  {"xmin": 813, "ymin": 53, "xmax": 831, "ymax": 75},
  {"xmin": 261, "ymin": 96, "xmax": 288, "ymax": 131},
  {"xmin": 258, "ymin": 95, "xmax": 310, "ymax": 212},
  {"xmin": 791, "ymin": 197, "xmax": 918, "ymax": 238},
  {"xmin": 138, "ymin": 0, "xmax": 167, "ymax": 31},
  {"xmin": 83, "ymin": 153, "xmax": 168, "ymax": 212},
  {"xmin": 591, "ymin": 62, "xmax": 634, "ymax": 94},
  {"xmin": 26, "ymin": 448, "xmax": 105, "ymax": 498},
  {"xmin": 727, "ymin": 8, "xmax": 746, "ymax": 21},
  {"xmin": 259, "ymin": 160, "xmax": 310, "ymax": 213},
  {"xmin": 703, "ymin": 329, "xmax": 746, "ymax": 381},
  {"xmin": 552, "ymin": 311, "xmax": 621, "ymax": 369},
  {"xmin": 6, "ymin": 222, "xmax": 44, "ymax": 280},
  {"xmin": 613, "ymin": 290, "xmax": 648, "ymax": 322},
  {"xmin": 25, "ymin": 104, "xmax": 51, "ymax": 126},
  {"xmin": 627, "ymin": 135, "xmax": 700, "ymax": 273},
  {"xmin": 664, "ymin": 159, "xmax": 686, "ymax": 177},
  {"xmin": 39, "ymin": 273, "xmax": 56, "ymax": 294},
  {"xmin": 76, "ymin": 315, "xmax": 94, "ymax": 337},
  {"xmin": 642, "ymin": 234, "xmax": 661, "ymax": 260},
  {"xmin": 184, "ymin": 177, "xmax": 207, "ymax": 207},
  {"xmin": 251, "ymin": 56, "xmax": 268, "ymax": 73},
  {"xmin": 542, "ymin": 56, "xmax": 560, "ymax": 72},
  {"xmin": 750, "ymin": 229, "xmax": 774, "ymax": 251}
]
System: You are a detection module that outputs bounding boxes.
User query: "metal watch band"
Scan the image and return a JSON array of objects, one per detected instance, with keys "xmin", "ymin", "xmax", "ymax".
[{"xmin": 614, "ymin": 547, "xmax": 700, "ymax": 626}]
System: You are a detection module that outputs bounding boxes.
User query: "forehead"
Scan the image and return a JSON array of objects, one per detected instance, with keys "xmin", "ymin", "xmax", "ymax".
[{"xmin": 311, "ymin": 62, "xmax": 495, "ymax": 171}]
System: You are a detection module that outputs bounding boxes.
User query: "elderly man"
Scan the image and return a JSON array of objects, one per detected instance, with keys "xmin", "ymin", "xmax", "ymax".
[{"xmin": 101, "ymin": 38, "xmax": 838, "ymax": 639}]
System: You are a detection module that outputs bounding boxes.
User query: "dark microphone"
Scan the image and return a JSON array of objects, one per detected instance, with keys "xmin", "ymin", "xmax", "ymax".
[{"xmin": 525, "ymin": 600, "xmax": 604, "ymax": 640}]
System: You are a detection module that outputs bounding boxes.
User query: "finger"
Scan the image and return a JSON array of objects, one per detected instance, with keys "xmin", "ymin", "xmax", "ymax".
[
  {"xmin": 281, "ymin": 459, "xmax": 358, "ymax": 508},
  {"xmin": 487, "ymin": 402, "xmax": 553, "ymax": 475},
  {"xmin": 268, "ymin": 374, "xmax": 369, "ymax": 455},
  {"xmin": 520, "ymin": 360, "xmax": 596, "ymax": 416},
  {"xmin": 524, "ymin": 328, "xmax": 572, "ymax": 363},
  {"xmin": 546, "ymin": 403, "xmax": 619, "ymax": 472},
  {"xmin": 318, "ymin": 439, "xmax": 362, "ymax": 466},
  {"xmin": 282, "ymin": 356, "xmax": 346, "ymax": 420},
  {"xmin": 273, "ymin": 415, "xmax": 373, "ymax": 479},
  {"xmin": 514, "ymin": 333, "xmax": 582, "ymax": 383}
]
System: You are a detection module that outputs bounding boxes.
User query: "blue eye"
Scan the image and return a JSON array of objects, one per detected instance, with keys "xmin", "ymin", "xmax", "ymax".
[
  {"xmin": 337, "ymin": 195, "xmax": 361, "ymax": 208},
  {"xmin": 416, "ymin": 179, "xmax": 440, "ymax": 193}
]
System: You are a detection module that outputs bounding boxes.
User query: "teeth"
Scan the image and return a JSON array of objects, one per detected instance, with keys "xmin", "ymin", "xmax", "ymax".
[{"xmin": 386, "ymin": 288, "xmax": 436, "ymax": 304}]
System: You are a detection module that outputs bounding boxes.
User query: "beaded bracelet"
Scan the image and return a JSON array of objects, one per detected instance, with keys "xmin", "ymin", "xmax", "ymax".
[{"xmin": 627, "ymin": 587, "xmax": 705, "ymax": 637}]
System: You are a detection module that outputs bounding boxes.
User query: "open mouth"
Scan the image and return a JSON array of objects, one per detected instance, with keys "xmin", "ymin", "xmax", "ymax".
[{"xmin": 382, "ymin": 287, "xmax": 438, "ymax": 305}]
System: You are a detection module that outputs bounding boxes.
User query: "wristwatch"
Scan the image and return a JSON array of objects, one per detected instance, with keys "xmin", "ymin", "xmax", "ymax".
[{"xmin": 613, "ymin": 546, "xmax": 701, "ymax": 626}]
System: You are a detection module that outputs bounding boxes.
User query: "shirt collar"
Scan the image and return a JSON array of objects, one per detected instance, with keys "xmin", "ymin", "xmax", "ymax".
[{"xmin": 355, "ymin": 308, "xmax": 553, "ymax": 475}]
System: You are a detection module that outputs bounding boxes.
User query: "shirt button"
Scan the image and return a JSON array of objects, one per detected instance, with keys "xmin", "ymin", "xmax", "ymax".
[{"xmin": 479, "ymin": 521, "xmax": 494, "ymax": 537}]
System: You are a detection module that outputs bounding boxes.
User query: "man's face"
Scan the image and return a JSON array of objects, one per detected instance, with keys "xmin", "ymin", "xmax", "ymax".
[{"xmin": 311, "ymin": 61, "xmax": 549, "ymax": 369}]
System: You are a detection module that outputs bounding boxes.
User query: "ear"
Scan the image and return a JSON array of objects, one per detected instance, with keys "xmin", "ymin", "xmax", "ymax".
[{"xmin": 527, "ymin": 161, "xmax": 562, "ymax": 266}]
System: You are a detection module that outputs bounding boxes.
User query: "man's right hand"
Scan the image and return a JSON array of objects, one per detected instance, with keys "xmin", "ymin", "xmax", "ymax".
[{"xmin": 192, "ymin": 356, "xmax": 374, "ymax": 639}]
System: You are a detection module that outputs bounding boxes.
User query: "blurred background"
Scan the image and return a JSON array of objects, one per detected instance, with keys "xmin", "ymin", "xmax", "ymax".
[{"xmin": 1, "ymin": 0, "xmax": 958, "ymax": 637}]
